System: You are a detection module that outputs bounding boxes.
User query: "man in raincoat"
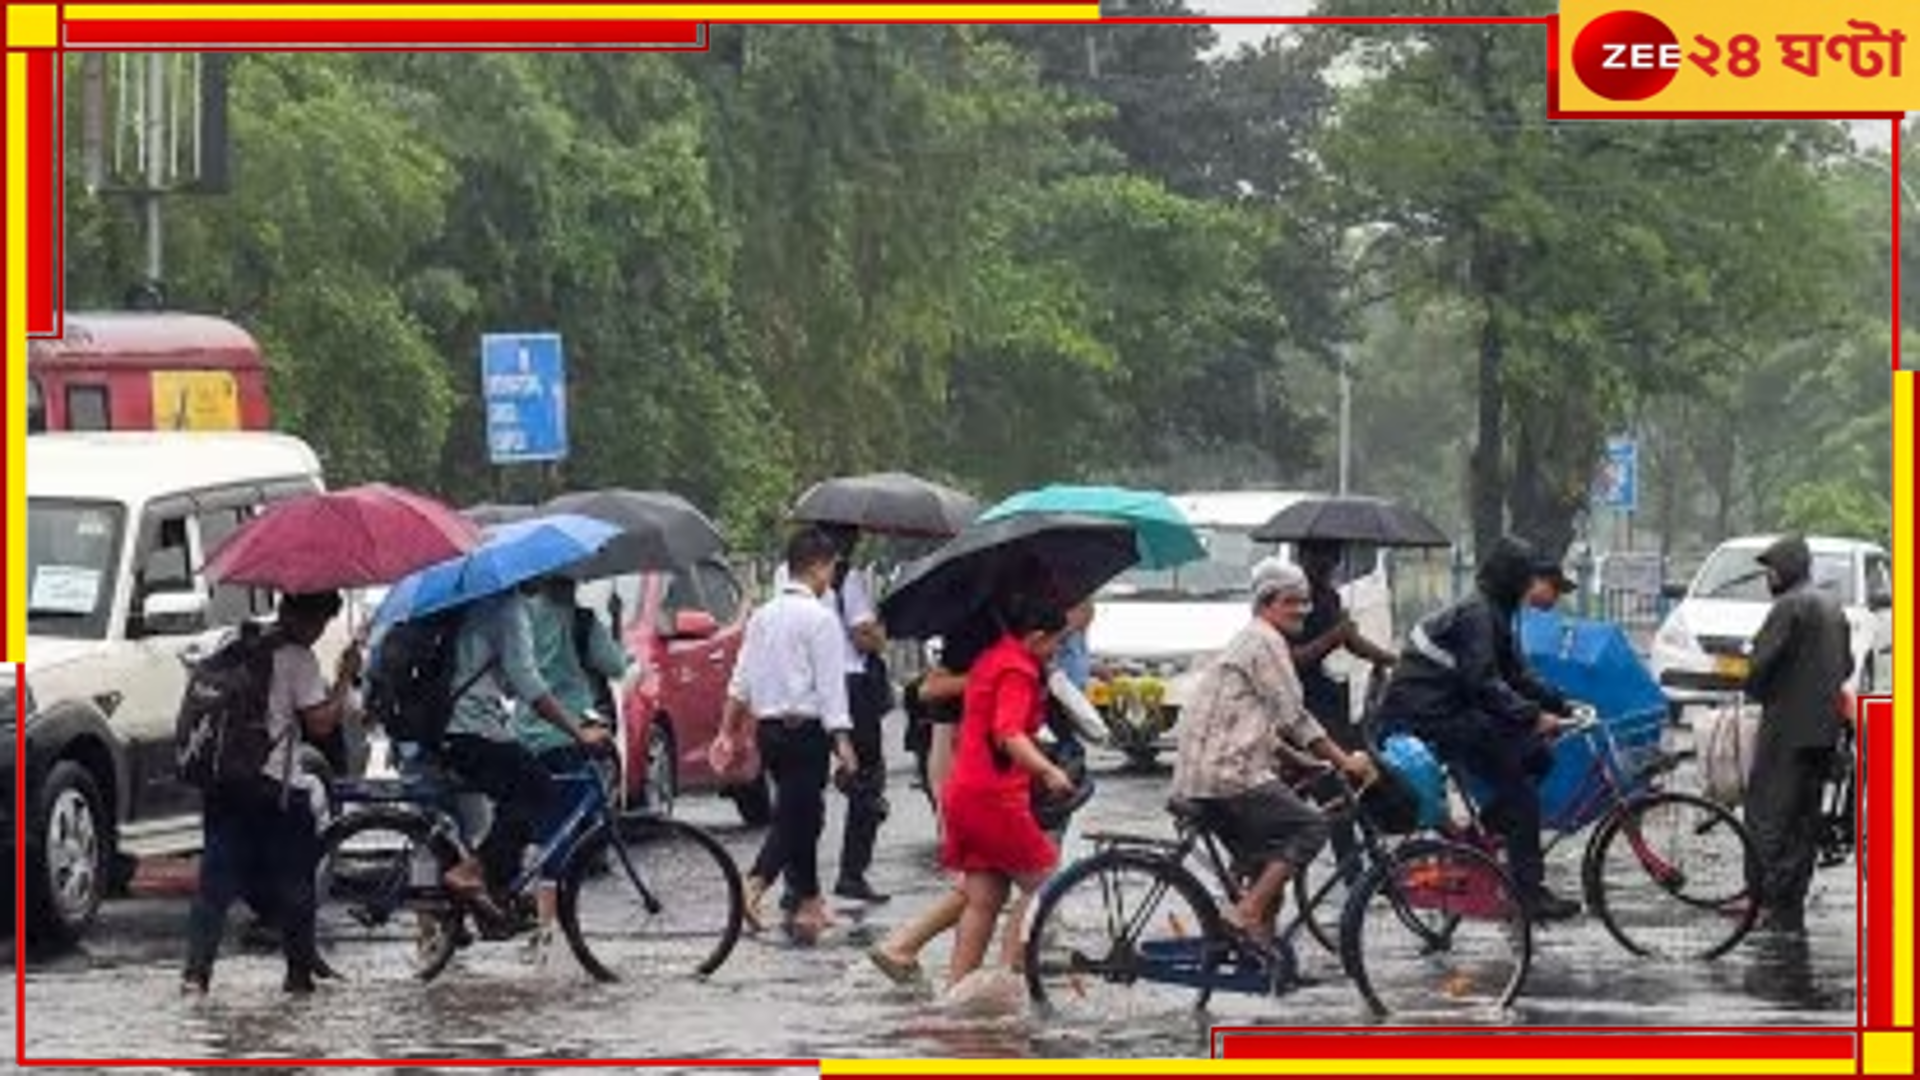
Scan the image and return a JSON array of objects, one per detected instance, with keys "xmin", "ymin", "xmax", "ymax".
[
  {"xmin": 1373, "ymin": 536, "xmax": 1580, "ymax": 921},
  {"xmin": 1744, "ymin": 534, "xmax": 1854, "ymax": 936}
]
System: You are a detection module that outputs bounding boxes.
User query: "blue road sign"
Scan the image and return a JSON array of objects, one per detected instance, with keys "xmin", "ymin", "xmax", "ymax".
[
  {"xmin": 1595, "ymin": 435, "xmax": 1637, "ymax": 512},
  {"xmin": 481, "ymin": 332, "xmax": 567, "ymax": 464}
]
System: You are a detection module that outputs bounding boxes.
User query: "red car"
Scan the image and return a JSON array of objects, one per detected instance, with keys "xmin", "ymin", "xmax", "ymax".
[{"xmin": 583, "ymin": 558, "xmax": 771, "ymax": 824}]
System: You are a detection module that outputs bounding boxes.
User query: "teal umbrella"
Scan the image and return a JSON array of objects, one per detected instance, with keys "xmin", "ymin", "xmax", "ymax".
[{"xmin": 980, "ymin": 485, "xmax": 1205, "ymax": 570}]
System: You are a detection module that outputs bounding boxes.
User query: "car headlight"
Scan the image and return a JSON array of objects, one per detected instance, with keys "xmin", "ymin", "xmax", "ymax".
[{"xmin": 1654, "ymin": 615, "xmax": 1697, "ymax": 654}]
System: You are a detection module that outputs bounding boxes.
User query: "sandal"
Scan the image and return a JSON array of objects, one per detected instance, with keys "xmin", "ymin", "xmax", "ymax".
[{"xmin": 867, "ymin": 945, "xmax": 924, "ymax": 987}]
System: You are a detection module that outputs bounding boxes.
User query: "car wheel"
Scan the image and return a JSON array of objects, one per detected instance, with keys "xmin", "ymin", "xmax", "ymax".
[
  {"xmin": 727, "ymin": 774, "xmax": 773, "ymax": 827},
  {"xmin": 27, "ymin": 760, "xmax": 110, "ymax": 946},
  {"xmin": 645, "ymin": 720, "xmax": 678, "ymax": 817}
]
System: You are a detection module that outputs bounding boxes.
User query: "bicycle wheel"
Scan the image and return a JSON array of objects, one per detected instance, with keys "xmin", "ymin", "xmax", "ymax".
[
  {"xmin": 1340, "ymin": 838, "xmax": 1531, "ymax": 1018},
  {"xmin": 314, "ymin": 808, "xmax": 460, "ymax": 984},
  {"xmin": 1293, "ymin": 849, "xmax": 1367, "ymax": 956},
  {"xmin": 1024, "ymin": 848, "xmax": 1226, "ymax": 1023},
  {"xmin": 557, "ymin": 815, "xmax": 744, "ymax": 982},
  {"xmin": 1583, "ymin": 790, "xmax": 1758, "ymax": 960}
]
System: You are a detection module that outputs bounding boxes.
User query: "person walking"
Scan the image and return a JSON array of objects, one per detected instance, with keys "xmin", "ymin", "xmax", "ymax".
[
  {"xmin": 717, "ymin": 527, "xmax": 860, "ymax": 938},
  {"xmin": 183, "ymin": 591, "xmax": 359, "ymax": 996},
  {"xmin": 939, "ymin": 594, "xmax": 1077, "ymax": 991},
  {"xmin": 1744, "ymin": 534, "xmax": 1855, "ymax": 937},
  {"xmin": 825, "ymin": 527, "xmax": 895, "ymax": 905}
]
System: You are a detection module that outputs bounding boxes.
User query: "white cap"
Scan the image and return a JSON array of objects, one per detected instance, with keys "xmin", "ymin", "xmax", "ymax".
[{"xmin": 1250, "ymin": 557, "xmax": 1310, "ymax": 604}]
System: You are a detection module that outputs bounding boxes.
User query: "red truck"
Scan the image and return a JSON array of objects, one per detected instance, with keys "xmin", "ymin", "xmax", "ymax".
[{"xmin": 28, "ymin": 311, "xmax": 271, "ymax": 434}]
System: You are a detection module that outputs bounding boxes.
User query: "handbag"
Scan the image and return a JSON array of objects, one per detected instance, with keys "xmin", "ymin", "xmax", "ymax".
[
  {"xmin": 705, "ymin": 727, "xmax": 762, "ymax": 785},
  {"xmin": 1697, "ymin": 702, "xmax": 1761, "ymax": 807}
]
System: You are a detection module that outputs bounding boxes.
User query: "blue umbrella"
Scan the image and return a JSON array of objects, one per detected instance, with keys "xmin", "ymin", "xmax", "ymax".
[
  {"xmin": 372, "ymin": 512, "xmax": 622, "ymax": 627},
  {"xmin": 980, "ymin": 485, "xmax": 1205, "ymax": 570}
]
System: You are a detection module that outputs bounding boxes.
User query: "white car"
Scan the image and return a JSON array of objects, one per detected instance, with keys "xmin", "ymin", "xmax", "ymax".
[
  {"xmin": 21, "ymin": 432, "xmax": 348, "ymax": 943},
  {"xmin": 1084, "ymin": 490, "xmax": 1395, "ymax": 766},
  {"xmin": 1649, "ymin": 535, "xmax": 1894, "ymax": 719}
]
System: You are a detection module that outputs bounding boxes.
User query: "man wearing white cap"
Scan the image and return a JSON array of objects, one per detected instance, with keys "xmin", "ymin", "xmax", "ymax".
[{"xmin": 1171, "ymin": 558, "xmax": 1379, "ymax": 949}]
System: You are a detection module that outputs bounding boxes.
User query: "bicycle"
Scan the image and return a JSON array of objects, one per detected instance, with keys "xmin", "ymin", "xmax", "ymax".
[
  {"xmin": 1024, "ymin": 760, "xmax": 1533, "ymax": 1020},
  {"xmin": 1295, "ymin": 706, "xmax": 1760, "ymax": 962},
  {"xmin": 313, "ymin": 753, "xmax": 745, "ymax": 984}
]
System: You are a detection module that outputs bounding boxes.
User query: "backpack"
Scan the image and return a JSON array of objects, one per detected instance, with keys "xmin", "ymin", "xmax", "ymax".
[
  {"xmin": 174, "ymin": 622, "xmax": 284, "ymax": 791},
  {"xmin": 572, "ymin": 606, "xmax": 618, "ymax": 721},
  {"xmin": 364, "ymin": 607, "xmax": 491, "ymax": 747}
]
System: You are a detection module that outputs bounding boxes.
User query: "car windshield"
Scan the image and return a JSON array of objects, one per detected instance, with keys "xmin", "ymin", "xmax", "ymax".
[
  {"xmin": 27, "ymin": 498, "xmax": 126, "ymax": 640},
  {"xmin": 1694, "ymin": 545, "xmax": 1856, "ymax": 604},
  {"xmin": 1104, "ymin": 526, "xmax": 1273, "ymax": 600}
]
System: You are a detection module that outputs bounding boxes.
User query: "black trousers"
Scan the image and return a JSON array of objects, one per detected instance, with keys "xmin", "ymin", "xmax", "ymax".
[
  {"xmin": 185, "ymin": 782, "xmax": 320, "ymax": 985},
  {"xmin": 1426, "ymin": 724, "xmax": 1553, "ymax": 898},
  {"xmin": 837, "ymin": 669, "xmax": 890, "ymax": 885},
  {"xmin": 1745, "ymin": 737, "xmax": 1834, "ymax": 925},
  {"xmin": 751, "ymin": 720, "xmax": 832, "ymax": 902},
  {"xmin": 443, "ymin": 735, "xmax": 560, "ymax": 894}
]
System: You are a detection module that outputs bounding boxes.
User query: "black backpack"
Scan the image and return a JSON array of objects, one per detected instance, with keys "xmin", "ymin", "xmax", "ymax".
[
  {"xmin": 365, "ymin": 607, "xmax": 490, "ymax": 747},
  {"xmin": 175, "ymin": 622, "xmax": 283, "ymax": 791},
  {"xmin": 572, "ymin": 606, "xmax": 618, "ymax": 721}
]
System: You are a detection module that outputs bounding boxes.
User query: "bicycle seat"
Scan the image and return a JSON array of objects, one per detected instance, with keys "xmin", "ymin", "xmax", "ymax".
[{"xmin": 1167, "ymin": 796, "xmax": 1208, "ymax": 826}]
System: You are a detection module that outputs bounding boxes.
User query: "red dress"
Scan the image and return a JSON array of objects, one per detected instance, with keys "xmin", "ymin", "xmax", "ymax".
[{"xmin": 939, "ymin": 634, "xmax": 1058, "ymax": 877}]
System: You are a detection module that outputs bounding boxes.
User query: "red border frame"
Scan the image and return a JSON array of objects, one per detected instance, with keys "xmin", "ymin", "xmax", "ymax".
[{"xmin": 8, "ymin": 7, "xmax": 1902, "ymax": 1071}]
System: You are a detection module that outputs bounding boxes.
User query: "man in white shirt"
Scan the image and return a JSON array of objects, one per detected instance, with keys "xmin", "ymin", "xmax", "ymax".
[
  {"xmin": 184, "ymin": 591, "xmax": 360, "ymax": 996},
  {"xmin": 719, "ymin": 527, "xmax": 859, "ymax": 937}
]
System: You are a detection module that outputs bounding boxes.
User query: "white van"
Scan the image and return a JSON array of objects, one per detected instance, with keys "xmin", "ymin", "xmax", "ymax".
[
  {"xmin": 20, "ymin": 432, "xmax": 340, "ymax": 943},
  {"xmin": 1084, "ymin": 490, "xmax": 1395, "ymax": 766}
]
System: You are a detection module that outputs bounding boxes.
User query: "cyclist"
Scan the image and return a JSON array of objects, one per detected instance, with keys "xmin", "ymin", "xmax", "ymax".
[
  {"xmin": 1170, "ymin": 558, "xmax": 1378, "ymax": 950},
  {"xmin": 1372, "ymin": 536, "xmax": 1581, "ymax": 922},
  {"xmin": 439, "ymin": 581, "xmax": 614, "ymax": 919}
]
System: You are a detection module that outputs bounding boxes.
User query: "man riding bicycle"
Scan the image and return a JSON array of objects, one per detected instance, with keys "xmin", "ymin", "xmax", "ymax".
[
  {"xmin": 439, "ymin": 580, "xmax": 614, "ymax": 915},
  {"xmin": 1171, "ymin": 559, "xmax": 1378, "ymax": 949},
  {"xmin": 1373, "ymin": 536, "xmax": 1581, "ymax": 922}
]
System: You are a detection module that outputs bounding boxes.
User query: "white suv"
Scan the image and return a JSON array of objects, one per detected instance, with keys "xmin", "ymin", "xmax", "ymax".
[
  {"xmin": 20, "ymin": 432, "xmax": 340, "ymax": 943},
  {"xmin": 1650, "ymin": 535, "xmax": 1894, "ymax": 719}
]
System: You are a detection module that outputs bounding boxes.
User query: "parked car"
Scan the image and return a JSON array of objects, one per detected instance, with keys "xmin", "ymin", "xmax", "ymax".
[
  {"xmin": 1083, "ymin": 490, "xmax": 1396, "ymax": 767},
  {"xmin": 1650, "ymin": 534, "xmax": 1894, "ymax": 721},
  {"xmin": 576, "ymin": 557, "xmax": 765, "ymax": 824},
  {"xmin": 20, "ymin": 432, "xmax": 346, "ymax": 944}
]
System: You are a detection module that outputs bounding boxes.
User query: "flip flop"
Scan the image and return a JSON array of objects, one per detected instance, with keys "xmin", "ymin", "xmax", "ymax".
[{"xmin": 867, "ymin": 945, "xmax": 924, "ymax": 987}]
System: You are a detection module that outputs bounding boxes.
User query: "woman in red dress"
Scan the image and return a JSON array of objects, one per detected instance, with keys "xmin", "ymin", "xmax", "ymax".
[{"xmin": 939, "ymin": 595, "xmax": 1076, "ymax": 991}]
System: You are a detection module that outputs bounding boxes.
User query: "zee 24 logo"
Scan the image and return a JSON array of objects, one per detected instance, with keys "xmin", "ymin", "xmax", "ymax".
[{"xmin": 1572, "ymin": 9, "xmax": 1906, "ymax": 102}]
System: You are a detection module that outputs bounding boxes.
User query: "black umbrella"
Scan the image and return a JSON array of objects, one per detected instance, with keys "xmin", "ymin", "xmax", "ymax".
[
  {"xmin": 791, "ymin": 471, "xmax": 980, "ymax": 539},
  {"xmin": 462, "ymin": 502, "xmax": 536, "ymax": 528},
  {"xmin": 879, "ymin": 514, "xmax": 1140, "ymax": 640},
  {"xmin": 1250, "ymin": 495, "xmax": 1452, "ymax": 548},
  {"xmin": 540, "ymin": 489, "xmax": 726, "ymax": 579}
]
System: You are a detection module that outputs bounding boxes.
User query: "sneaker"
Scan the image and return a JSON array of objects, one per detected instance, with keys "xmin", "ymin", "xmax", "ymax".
[
  {"xmin": 284, "ymin": 971, "xmax": 317, "ymax": 995},
  {"xmin": 521, "ymin": 927, "xmax": 554, "ymax": 967},
  {"xmin": 180, "ymin": 974, "xmax": 209, "ymax": 997},
  {"xmin": 1525, "ymin": 889, "xmax": 1582, "ymax": 923}
]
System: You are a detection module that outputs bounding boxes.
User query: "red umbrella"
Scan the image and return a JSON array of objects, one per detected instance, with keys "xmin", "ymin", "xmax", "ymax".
[{"xmin": 202, "ymin": 483, "xmax": 483, "ymax": 593}]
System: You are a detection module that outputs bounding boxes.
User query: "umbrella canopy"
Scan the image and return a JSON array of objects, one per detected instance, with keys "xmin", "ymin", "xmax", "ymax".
[
  {"xmin": 462, "ymin": 502, "xmax": 536, "ymax": 528},
  {"xmin": 371, "ymin": 513, "xmax": 622, "ymax": 627},
  {"xmin": 790, "ymin": 472, "xmax": 980, "ymax": 538},
  {"xmin": 879, "ymin": 513, "xmax": 1140, "ymax": 640},
  {"xmin": 1249, "ymin": 495, "xmax": 1451, "ymax": 548},
  {"xmin": 981, "ymin": 484, "xmax": 1205, "ymax": 570},
  {"xmin": 539, "ymin": 489, "xmax": 726, "ymax": 579},
  {"xmin": 202, "ymin": 483, "xmax": 482, "ymax": 593}
]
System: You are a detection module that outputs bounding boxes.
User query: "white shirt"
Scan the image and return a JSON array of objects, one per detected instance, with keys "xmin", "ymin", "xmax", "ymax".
[
  {"xmin": 774, "ymin": 562, "xmax": 880, "ymax": 674},
  {"xmin": 727, "ymin": 582, "xmax": 853, "ymax": 731},
  {"xmin": 265, "ymin": 642, "xmax": 332, "ymax": 824}
]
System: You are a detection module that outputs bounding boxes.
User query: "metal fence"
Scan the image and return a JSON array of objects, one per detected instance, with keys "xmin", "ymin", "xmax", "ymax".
[{"xmin": 1390, "ymin": 547, "xmax": 1697, "ymax": 657}]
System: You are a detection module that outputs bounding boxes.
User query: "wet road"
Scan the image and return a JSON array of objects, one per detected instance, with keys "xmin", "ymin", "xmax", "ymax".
[{"xmin": 4, "ymin": 720, "xmax": 1857, "ymax": 1067}]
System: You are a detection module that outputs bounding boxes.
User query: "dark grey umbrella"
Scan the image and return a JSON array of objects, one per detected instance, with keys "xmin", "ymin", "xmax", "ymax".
[
  {"xmin": 462, "ymin": 502, "xmax": 536, "ymax": 528},
  {"xmin": 1249, "ymin": 495, "xmax": 1451, "ymax": 548},
  {"xmin": 879, "ymin": 513, "xmax": 1139, "ymax": 640},
  {"xmin": 540, "ymin": 489, "xmax": 726, "ymax": 579},
  {"xmin": 791, "ymin": 472, "xmax": 980, "ymax": 539}
]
